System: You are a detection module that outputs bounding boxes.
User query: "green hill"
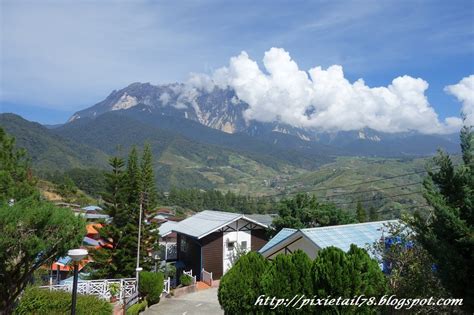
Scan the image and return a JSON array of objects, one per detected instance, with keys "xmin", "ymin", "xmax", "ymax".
[{"xmin": 0, "ymin": 113, "xmax": 108, "ymax": 170}]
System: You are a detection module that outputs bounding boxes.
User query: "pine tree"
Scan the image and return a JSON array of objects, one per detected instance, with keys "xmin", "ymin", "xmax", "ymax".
[
  {"xmin": 369, "ymin": 206, "xmax": 379, "ymax": 221},
  {"xmin": 140, "ymin": 143, "xmax": 158, "ymax": 212},
  {"xmin": 411, "ymin": 125, "xmax": 474, "ymax": 312},
  {"xmin": 0, "ymin": 127, "xmax": 38, "ymax": 204},
  {"xmin": 90, "ymin": 157, "xmax": 132, "ymax": 278},
  {"xmin": 126, "ymin": 146, "xmax": 141, "ymax": 213},
  {"xmin": 356, "ymin": 201, "xmax": 367, "ymax": 222}
]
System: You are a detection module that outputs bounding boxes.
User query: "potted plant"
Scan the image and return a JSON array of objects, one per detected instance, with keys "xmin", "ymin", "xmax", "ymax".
[{"xmin": 109, "ymin": 283, "xmax": 120, "ymax": 302}]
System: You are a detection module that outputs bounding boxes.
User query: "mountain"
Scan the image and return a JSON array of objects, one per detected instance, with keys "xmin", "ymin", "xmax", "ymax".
[
  {"xmin": 68, "ymin": 82, "xmax": 460, "ymax": 157},
  {"xmin": 55, "ymin": 111, "xmax": 335, "ymax": 191},
  {"xmin": 0, "ymin": 113, "xmax": 108, "ymax": 170}
]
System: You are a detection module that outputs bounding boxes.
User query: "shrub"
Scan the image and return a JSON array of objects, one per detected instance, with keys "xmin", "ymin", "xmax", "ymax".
[
  {"xmin": 179, "ymin": 274, "xmax": 193, "ymax": 286},
  {"xmin": 262, "ymin": 250, "xmax": 312, "ymax": 314},
  {"xmin": 14, "ymin": 286, "xmax": 112, "ymax": 315},
  {"xmin": 218, "ymin": 252, "xmax": 269, "ymax": 314},
  {"xmin": 138, "ymin": 272, "xmax": 164, "ymax": 306},
  {"xmin": 312, "ymin": 245, "xmax": 387, "ymax": 314},
  {"xmin": 126, "ymin": 300, "xmax": 147, "ymax": 315}
]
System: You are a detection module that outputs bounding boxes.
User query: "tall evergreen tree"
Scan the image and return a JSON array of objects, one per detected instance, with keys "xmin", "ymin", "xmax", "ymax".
[
  {"xmin": 411, "ymin": 125, "xmax": 474, "ymax": 311},
  {"xmin": 141, "ymin": 143, "xmax": 158, "ymax": 212},
  {"xmin": 0, "ymin": 127, "xmax": 37, "ymax": 204},
  {"xmin": 356, "ymin": 201, "xmax": 367, "ymax": 222},
  {"xmin": 90, "ymin": 157, "xmax": 132, "ymax": 278},
  {"xmin": 126, "ymin": 146, "xmax": 141, "ymax": 213},
  {"xmin": 368, "ymin": 205, "xmax": 379, "ymax": 221}
]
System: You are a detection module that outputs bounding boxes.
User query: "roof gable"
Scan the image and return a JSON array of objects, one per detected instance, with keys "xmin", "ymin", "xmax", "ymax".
[{"xmin": 170, "ymin": 210, "xmax": 268, "ymax": 239}]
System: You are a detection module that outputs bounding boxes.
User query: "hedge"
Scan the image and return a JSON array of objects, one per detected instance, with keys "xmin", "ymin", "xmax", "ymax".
[
  {"xmin": 14, "ymin": 286, "xmax": 112, "ymax": 315},
  {"xmin": 126, "ymin": 300, "xmax": 147, "ymax": 315},
  {"xmin": 218, "ymin": 246, "xmax": 387, "ymax": 314},
  {"xmin": 218, "ymin": 252, "xmax": 269, "ymax": 314},
  {"xmin": 138, "ymin": 272, "xmax": 164, "ymax": 306}
]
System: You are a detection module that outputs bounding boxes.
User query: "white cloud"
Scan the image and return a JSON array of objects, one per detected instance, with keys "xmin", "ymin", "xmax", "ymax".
[
  {"xmin": 445, "ymin": 75, "xmax": 474, "ymax": 126},
  {"xmin": 191, "ymin": 47, "xmax": 463, "ymax": 134}
]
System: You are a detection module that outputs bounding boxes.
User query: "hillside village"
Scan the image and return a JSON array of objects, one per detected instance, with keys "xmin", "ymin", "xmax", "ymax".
[
  {"xmin": 1, "ymin": 123, "xmax": 472, "ymax": 314},
  {"xmin": 1, "ymin": 1, "xmax": 473, "ymax": 314}
]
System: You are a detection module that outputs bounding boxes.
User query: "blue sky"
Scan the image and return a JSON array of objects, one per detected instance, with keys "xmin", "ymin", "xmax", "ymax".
[{"xmin": 1, "ymin": 0, "xmax": 473, "ymax": 125}]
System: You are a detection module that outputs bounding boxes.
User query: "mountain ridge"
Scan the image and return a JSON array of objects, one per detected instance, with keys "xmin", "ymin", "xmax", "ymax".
[{"xmin": 67, "ymin": 82, "xmax": 460, "ymax": 157}]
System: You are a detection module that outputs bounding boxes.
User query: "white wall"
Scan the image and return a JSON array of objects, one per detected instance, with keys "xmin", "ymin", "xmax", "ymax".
[{"xmin": 222, "ymin": 219, "xmax": 252, "ymax": 274}]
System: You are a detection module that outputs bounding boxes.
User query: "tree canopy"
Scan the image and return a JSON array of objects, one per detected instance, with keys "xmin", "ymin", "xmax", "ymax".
[
  {"xmin": 272, "ymin": 193, "xmax": 356, "ymax": 233},
  {"xmin": 90, "ymin": 147, "xmax": 159, "ymax": 279},
  {"xmin": 411, "ymin": 125, "xmax": 474, "ymax": 311},
  {"xmin": 0, "ymin": 128, "xmax": 37, "ymax": 204}
]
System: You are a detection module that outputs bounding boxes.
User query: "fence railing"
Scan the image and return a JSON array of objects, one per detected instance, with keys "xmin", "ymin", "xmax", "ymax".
[
  {"xmin": 124, "ymin": 291, "xmax": 139, "ymax": 310},
  {"xmin": 163, "ymin": 277, "xmax": 171, "ymax": 294},
  {"xmin": 201, "ymin": 269, "xmax": 213, "ymax": 287},
  {"xmin": 39, "ymin": 278, "xmax": 137, "ymax": 302}
]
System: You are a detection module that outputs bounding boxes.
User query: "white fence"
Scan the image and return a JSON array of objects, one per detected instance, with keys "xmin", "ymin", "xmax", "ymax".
[
  {"xmin": 201, "ymin": 269, "xmax": 213, "ymax": 287},
  {"xmin": 183, "ymin": 270, "xmax": 196, "ymax": 285},
  {"xmin": 163, "ymin": 277, "xmax": 171, "ymax": 294},
  {"xmin": 40, "ymin": 278, "xmax": 136, "ymax": 302}
]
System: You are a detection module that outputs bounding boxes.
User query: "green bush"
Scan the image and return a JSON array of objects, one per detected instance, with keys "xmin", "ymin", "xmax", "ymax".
[
  {"xmin": 218, "ymin": 252, "xmax": 269, "ymax": 314},
  {"xmin": 126, "ymin": 300, "xmax": 147, "ymax": 315},
  {"xmin": 312, "ymin": 245, "xmax": 387, "ymax": 314},
  {"xmin": 14, "ymin": 286, "xmax": 112, "ymax": 315},
  {"xmin": 179, "ymin": 274, "xmax": 193, "ymax": 286},
  {"xmin": 262, "ymin": 250, "xmax": 313, "ymax": 314},
  {"xmin": 138, "ymin": 272, "xmax": 164, "ymax": 306}
]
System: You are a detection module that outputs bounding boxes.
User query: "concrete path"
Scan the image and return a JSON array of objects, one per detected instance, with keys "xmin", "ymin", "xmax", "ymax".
[{"xmin": 144, "ymin": 287, "xmax": 224, "ymax": 315}]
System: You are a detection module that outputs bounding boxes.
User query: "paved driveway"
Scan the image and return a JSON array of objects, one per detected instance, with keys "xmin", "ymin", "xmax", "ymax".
[{"xmin": 144, "ymin": 288, "xmax": 224, "ymax": 315}]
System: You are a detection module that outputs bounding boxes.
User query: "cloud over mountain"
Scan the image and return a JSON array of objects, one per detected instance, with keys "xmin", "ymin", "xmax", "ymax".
[
  {"xmin": 190, "ymin": 48, "xmax": 467, "ymax": 134},
  {"xmin": 445, "ymin": 75, "xmax": 474, "ymax": 126}
]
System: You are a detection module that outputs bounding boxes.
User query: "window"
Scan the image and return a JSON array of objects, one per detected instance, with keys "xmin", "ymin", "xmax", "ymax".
[
  {"xmin": 227, "ymin": 241, "xmax": 235, "ymax": 250},
  {"xmin": 180, "ymin": 235, "xmax": 187, "ymax": 253},
  {"xmin": 240, "ymin": 241, "xmax": 247, "ymax": 250}
]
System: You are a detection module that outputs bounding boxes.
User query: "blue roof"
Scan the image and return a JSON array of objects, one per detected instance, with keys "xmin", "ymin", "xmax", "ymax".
[
  {"xmin": 259, "ymin": 228, "xmax": 297, "ymax": 253},
  {"xmin": 56, "ymin": 256, "xmax": 72, "ymax": 266},
  {"xmin": 259, "ymin": 220, "xmax": 398, "ymax": 255},
  {"xmin": 83, "ymin": 236, "xmax": 100, "ymax": 246},
  {"xmin": 300, "ymin": 220, "xmax": 397, "ymax": 252}
]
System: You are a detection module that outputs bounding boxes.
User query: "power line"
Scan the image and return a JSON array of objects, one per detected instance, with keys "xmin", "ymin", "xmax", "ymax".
[
  {"xmin": 331, "ymin": 190, "xmax": 424, "ymax": 206},
  {"xmin": 321, "ymin": 181, "xmax": 422, "ymax": 199},
  {"xmin": 260, "ymin": 164, "xmax": 459, "ymax": 199}
]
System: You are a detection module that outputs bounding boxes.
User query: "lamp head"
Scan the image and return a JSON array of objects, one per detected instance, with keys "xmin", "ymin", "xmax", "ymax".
[{"xmin": 68, "ymin": 248, "xmax": 88, "ymax": 262}]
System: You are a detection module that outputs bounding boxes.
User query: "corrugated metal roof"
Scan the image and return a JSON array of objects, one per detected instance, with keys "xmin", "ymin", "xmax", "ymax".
[
  {"xmin": 259, "ymin": 220, "xmax": 398, "ymax": 255},
  {"xmin": 301, "ymin": 220, "xmax": 397, "ymax": 252},
  {"xmin": 246, "ymin": 214, "xmax": 278, "ymax": 227},
  {"xmin": 170, "ymin": 210, "xmax": 269, "ymax": 239},
  {"xmin": 159, "ymin": 221, "xmax": 179, "ymax": 237},
  {"xmin": 172, "ymin": 210, "xmax": 241, "ymax": 239},
  {"xmin": 258, "ymin": 228, "xmax": 297, "ymax": 253}
]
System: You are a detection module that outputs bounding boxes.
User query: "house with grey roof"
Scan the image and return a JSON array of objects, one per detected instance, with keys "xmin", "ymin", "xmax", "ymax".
[
  {"xmin": 169, "ymin": 210, "xmax": 270, "ymax": 280},
  {"xmin": 259, "ymin": 220, "xmax": 397, "ymax": 260}
]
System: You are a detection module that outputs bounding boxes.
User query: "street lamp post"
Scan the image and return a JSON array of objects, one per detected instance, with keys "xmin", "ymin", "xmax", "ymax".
[
  {"xmin": 68, "ymin": 249, "xmax": 88, "ymax": 315},
  {"xmin": 136, "ymin": 194, "xmax": 144, "ymax": 290}
]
